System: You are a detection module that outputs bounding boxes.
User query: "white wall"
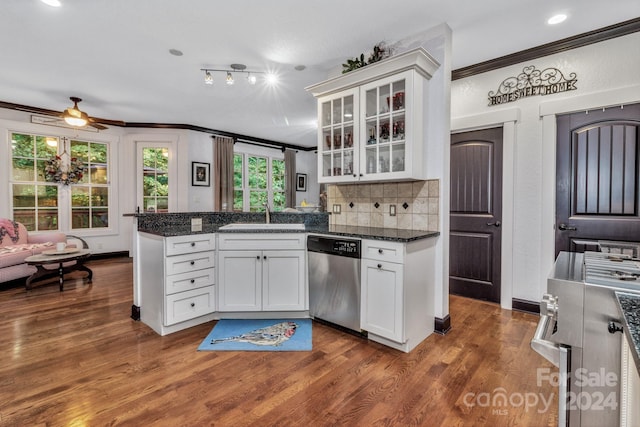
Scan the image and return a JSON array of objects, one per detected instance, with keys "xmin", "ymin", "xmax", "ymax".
[{"xmin": 451, "ymin": 32, "xmax": 640, "ymax": 303}]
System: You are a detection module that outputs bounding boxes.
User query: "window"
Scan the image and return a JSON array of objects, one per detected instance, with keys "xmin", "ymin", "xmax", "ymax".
[
  {"xmin": 70, "ymin": 139, "xmax": 110, "ymax": 229},
  {"xmin": 11, "ymin": 133, "xmax": 60, "ymax": 231},
  {"xmin": 141, "ymin": 147, "xmax": 169, "ymax": 212},
  {"xmin": 233, "ymin": 152, "xmax": 286, "ymax": 212},
  {"xmin": 10, "ymin": 132, "xmax": 111, "ymax": 232}
]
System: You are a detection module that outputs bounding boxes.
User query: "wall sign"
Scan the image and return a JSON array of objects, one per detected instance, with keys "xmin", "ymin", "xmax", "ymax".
[{"xmin": 488, "ymin": 65, "xmax": 577, "ymax": 106}]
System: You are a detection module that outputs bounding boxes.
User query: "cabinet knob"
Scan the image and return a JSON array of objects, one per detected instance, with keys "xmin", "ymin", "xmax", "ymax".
[
  {"xmin": 263, "ymin": 255, "xmax": 267, "ymax": 260},
  {"xmin": 378, "ymin": 249, "xmax": 383, "ymax": 254},
  {"xmin": 190, "ymin": 302, "xmax": 195, "ymax": 308},
  {"xmin": 377, "ymin": 263, "xmax": 382, "ymax": 269},
  {"xmin": 360, "ymin": 173, "xmax": 364, "ymax": 177},
  {"xmin": 257, "ymin": 256, "xmax": 260, "ymax": 260},
  {"xmin": 190, "ymin": 261, "xmax": 195, "ymax": 266},
  {"xmin": 190, "ymin": 279, "xmax": 195, "ymax": 283},
  {"xmin": 353, "ymin": 174, "xmax": 357, "ymax": 177},
  {"xmin": 191, "ymin": 242, "xmax": 196, "ymax": 247}
]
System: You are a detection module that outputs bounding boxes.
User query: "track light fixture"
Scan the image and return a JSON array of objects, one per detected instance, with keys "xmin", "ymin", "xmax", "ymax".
[{"xmin": 200, "ymin": 63, "xmax": 276, "ymax": 86}]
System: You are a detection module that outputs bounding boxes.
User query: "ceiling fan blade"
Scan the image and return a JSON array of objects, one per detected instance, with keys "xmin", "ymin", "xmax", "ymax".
[{"xmin": 89, "ymin": 121, "xmax": 108, "ymax": 130}]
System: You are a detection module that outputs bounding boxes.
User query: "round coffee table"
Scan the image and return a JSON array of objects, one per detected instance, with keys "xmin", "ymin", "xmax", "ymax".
[{"xmin": 24, "ymin": 249, "xmax": 93, "ymax": 291}]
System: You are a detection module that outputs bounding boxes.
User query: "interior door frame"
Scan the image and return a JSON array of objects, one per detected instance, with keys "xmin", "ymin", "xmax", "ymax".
[
  {"xmin": 451, "ymin": 108, "xmax": 518, "ymax": 310},
  {"xmin": 540, "ymin": 86, "xmax": 640, "ymax": 293}
]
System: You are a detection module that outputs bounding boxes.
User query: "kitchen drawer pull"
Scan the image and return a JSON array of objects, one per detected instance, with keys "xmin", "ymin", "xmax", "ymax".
[
  {"xmin": 377, "ymin": 263, "xmax": 382, "ymax": 269},
  {"xmin": 191, "ymin": 242, "xmax": 196, "ymax": 247},
  {"xmin": 190, "ymin": 279, "xmax": 195, "ymax": 284},
  {"xmin": 378, "ymin": 249, "xmax": 383, "ymax": 254},
  {"xmin": 190, "ymin": 261, "xmax": 195, "ymax": 266},
  {"xmin": 190, "ymin": 302, "xmax": 195, "ymax": 308},
  {"xmin": 256, "ymin": 256, "xmax": 260, "ymax": 260}
]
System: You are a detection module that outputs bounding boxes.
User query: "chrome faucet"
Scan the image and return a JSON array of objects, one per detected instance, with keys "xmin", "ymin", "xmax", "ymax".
[{"xmin": 264, "ymin": 202, "xmax": 271, "ymax": 224}]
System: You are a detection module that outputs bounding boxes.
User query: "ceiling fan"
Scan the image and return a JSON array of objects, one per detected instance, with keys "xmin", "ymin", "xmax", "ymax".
[{"xmin": 60, "ymin": 96, "xmax": 108, "ymax": 130}]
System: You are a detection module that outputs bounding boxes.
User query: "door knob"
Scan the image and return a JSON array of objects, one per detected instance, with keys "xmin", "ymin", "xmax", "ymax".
[
  {"xmin": 486, "ymin": 221, "xmax": 501, "ymax": 227},
  {"xmin": 558, "ymin": 223, "xmax": 577, "ymax": 231}
]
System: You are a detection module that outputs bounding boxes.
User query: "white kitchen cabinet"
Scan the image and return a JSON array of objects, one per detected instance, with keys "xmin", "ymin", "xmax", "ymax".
[
  {"xmin": 360, "ymin": 238, "xmax": 435, "ymax": 352},
  {"xmin": 317, "ymin": 89, "xmax": 359, "ymax": 183},
  {"xmin": 308, "ymin": 48, "xmax": 439, "ymax": 184},
  {"xmin": 621, "ymin": 334, "xmax": 640, "ymax": 427},
  {"xmin": 138, "ymin": 232, "xmax": 217, "ymax": 336},
  {"xmin": 362, "ymin": 257, "xmax": 404, "ymax": 341},
  {"xmin": 217, "ymin": 233, "xmax": 307, "ymax": 313}
]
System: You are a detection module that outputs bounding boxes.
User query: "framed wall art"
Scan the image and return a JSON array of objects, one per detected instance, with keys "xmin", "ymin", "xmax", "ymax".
[
  {"xmin": 296, "ymin": 173, "xmax": 307, "ymax": 191},
  {"xmin": 192, "ymin": 162, "xmax": 210, "ymax": 187}
]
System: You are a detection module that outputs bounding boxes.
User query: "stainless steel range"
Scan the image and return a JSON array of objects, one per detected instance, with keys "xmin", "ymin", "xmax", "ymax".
[{"xmin": 532, "ymin": 251, "xmax": 640, "ymax": 427}]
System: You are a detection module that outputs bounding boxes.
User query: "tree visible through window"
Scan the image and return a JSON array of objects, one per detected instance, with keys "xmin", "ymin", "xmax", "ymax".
[
  {"xmin": 11, "ymin": 133, "xmax": 60, "ymax": 231},
  {"xmin": 10, "ymin": 132, "xmax": 111, "ymax": 232},
  {"xmin": 233, "ymin": 152, "xmax": 286, "ymax": 212},
  {"xmin": 70, "ymin": 140, "xmax": 109, "ymax": 229},
  {"xmin": 142, "ymin": 148, "xmax": 169, "ymax": 212}
]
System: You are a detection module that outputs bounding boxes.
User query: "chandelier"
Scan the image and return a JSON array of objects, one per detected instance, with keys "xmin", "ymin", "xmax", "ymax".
[
  {"xmin": 43, "ymin": 138, "xmax": 86, "ymax": 185},
  {"xmin": 200, "ymin": 64, "xmax": 277, "ymax": 86}
]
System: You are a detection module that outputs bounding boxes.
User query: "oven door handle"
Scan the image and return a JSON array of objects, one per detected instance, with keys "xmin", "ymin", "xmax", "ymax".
[
  {"xmin": 530, "ymin": 314, "xmax": 561, "ymax": 368},
  {"xmin": 531, "ymin": 315, "xmax": 570, "ymax": 426}
]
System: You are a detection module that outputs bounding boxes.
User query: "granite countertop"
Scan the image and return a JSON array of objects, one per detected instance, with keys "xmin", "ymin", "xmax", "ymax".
[
  {"xmin": 307, "ymin": 225, "xmax": 439, "ymax": 242},
  {"xmin": 131, "ymin": 211, "xmax": 439, "ymax": 242},
  {"xmin": 615, "ymin": 292, "xmax": 640, "ymax": 377},
  {"xmin": 138, "ymin": 224, "xmax": 439, "ymax": 243}
]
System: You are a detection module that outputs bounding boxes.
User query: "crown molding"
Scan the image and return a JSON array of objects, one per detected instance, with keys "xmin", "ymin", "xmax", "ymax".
[
  {"xmin": 452, "ymin": 17, "xmax": 640, "ymax": 81},
  {"xmin": 0, "ymin": 101, "xmax": 314, "ymax": 152}
]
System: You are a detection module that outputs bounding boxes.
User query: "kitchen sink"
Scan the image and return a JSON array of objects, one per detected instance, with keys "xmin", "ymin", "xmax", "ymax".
[{"xmin": 218, "ymin": 223, "xmax": 305, "ymax": 231}]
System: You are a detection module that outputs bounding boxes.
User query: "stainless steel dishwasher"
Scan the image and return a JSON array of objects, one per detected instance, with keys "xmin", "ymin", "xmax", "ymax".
[{"xmin": 307, "ymin": 235, "xmax": 363, "ymax": 334}]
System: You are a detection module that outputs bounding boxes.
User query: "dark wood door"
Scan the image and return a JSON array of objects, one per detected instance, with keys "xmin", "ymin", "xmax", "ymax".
[
  {"xmin": 556, "ymin": 104, "xmax": 640, "ymax": 255},
  {"xmin": 450, "ymin": 127, "xmax": 503, "ymax": 303}
]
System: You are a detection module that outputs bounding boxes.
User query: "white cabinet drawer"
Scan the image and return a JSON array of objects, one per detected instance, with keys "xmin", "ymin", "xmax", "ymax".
[
  {"xmin": 165, "ymin": 286, "xmax": 215, "ymax": 326},
  {"xmin": 165, "ymin": 251, "xmax": 215, "ymax": 276},
  {"xmin": 165, "ymin": 233, "xmax": 215, "ymax": 256},
  {"xmin": 165, "ymin": 267, "xmax": 215, "ymax": 295},
  {"xmin": 218, "ymin": 233, "xmax": 306, "ymax": 250},
  {"xmin": 362, "ymin": 239, "xmax": 405, "ymax": 263}
]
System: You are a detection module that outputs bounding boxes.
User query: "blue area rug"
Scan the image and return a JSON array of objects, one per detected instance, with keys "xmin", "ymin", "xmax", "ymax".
[{"xmin": 198, "ymin": 318, "xmax": 312, "ymax": 351}]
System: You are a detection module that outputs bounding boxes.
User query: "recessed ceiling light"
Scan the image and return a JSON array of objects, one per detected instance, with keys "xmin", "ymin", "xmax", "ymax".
[
  {"xmin": 40, "ymin": 0, "xmax": 61, "ymax": 6},
  {"xmin": 169, "ymin": 49, "xmax": 183, "ymax": 56},
  {"xmin": 547, "ymin": 14, "xmax": 567, "ymax": 25}
]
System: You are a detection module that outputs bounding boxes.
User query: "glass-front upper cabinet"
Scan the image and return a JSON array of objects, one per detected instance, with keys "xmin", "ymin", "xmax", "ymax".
[
  {"xmin": 362, "ymin": 74, "xmax": 408, "ymax": 178},
  {"xmin": 318, "ymin": 89, "xmax": 358, "ymax": 182},
  {"xmin": 309, "ymin": 48, "xmax": 439, "ymax": 184}
]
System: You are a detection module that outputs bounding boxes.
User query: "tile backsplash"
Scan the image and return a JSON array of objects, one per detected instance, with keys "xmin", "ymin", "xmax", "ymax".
[{"xmin": 326, "ymin": 179, "xmax": 439, "ymax": 231}]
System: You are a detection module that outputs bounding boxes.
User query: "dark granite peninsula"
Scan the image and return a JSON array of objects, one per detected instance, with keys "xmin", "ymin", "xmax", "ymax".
[
  {"xmin": 616, "ymin": 292, "xmax": 640, "ymax": 376},
  {"xmin": 128, "ymin": 212, "xmax": 439, "ymax": 243},
  {"xmin": 128, "ymin": 210, "xmax": 440, "ymax": 351}
]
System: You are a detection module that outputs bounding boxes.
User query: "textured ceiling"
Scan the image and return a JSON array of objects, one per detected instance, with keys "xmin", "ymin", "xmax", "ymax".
[{"xmin": 1, "ymin": 0, "xmax": 638, "ymax": 147}]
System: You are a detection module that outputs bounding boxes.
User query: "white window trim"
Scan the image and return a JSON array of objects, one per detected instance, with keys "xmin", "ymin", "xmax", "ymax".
[
  {"xmin": 234, "ymin": 143, "xmax": 285, "ymax": 212},
  {"xmin": 3, "ymin": 119, "xmax": 119, "ymax": 238},
  {"xmin": 136, "ymin": 142, "xmax": 176, "ymax": 213}
]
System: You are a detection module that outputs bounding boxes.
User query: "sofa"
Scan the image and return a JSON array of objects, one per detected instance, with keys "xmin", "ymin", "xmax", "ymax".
[{"xmin": 0, "ymin": 219, "xmax": 67, "ymax": 283}]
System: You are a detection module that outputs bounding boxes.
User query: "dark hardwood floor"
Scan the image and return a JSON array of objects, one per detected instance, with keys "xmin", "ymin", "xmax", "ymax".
[{"xmin": 0, "ymin": 257, "xmax": 557, "ymax": 426}]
